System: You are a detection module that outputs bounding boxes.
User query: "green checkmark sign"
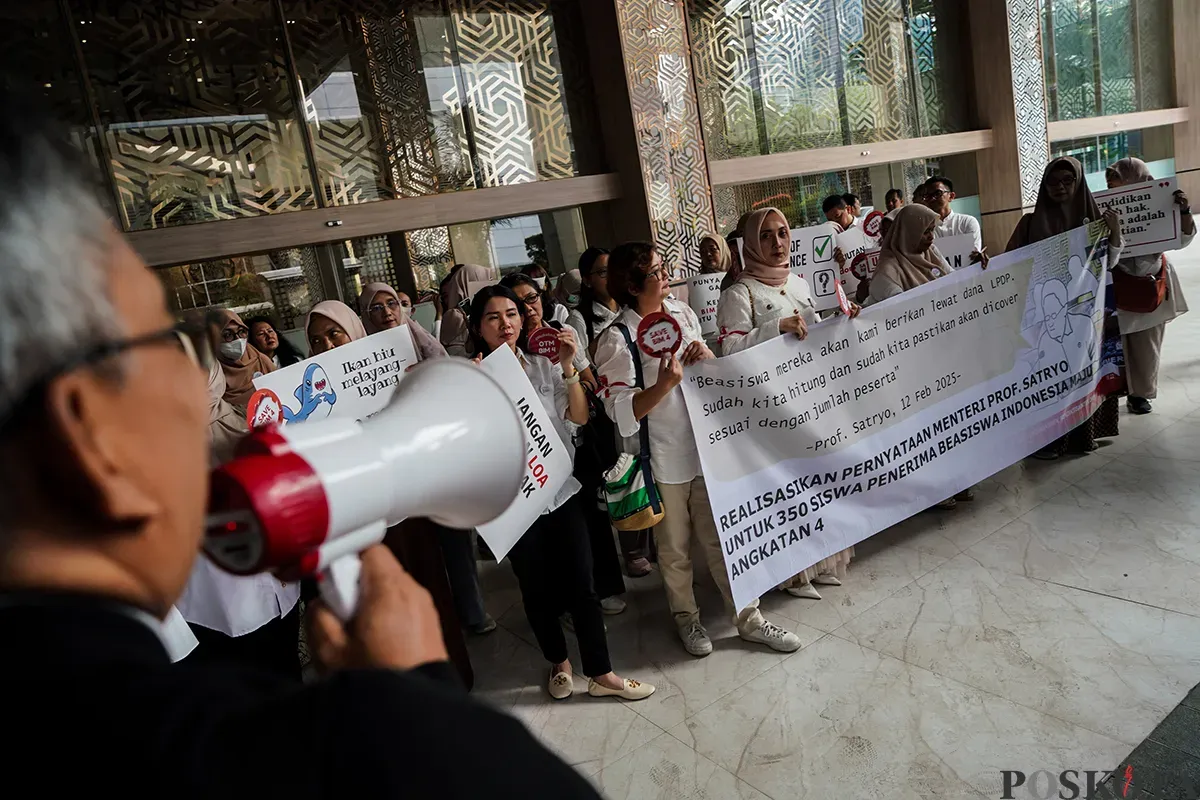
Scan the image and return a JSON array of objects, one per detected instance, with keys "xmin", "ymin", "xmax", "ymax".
[{"xmin": 814, "ymin": 236, "xmax": 831, "ymax": 260}]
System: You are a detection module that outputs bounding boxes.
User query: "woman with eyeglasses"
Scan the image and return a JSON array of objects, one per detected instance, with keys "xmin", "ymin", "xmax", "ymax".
[
  {"xmin": 205, "ymin": 309, "xmax": 275, "ymax": 412},
  {"xmin": 299, "ymin": 298, "xmax": 477, "ymax": 685},
  {"xmin": 594, "ymin": 243, "xmax": 802, "ymax": 658},
  {"xmin": 245, "ymin": 314, "xmax": 304, "ymax": 369},
  {"xmin": 469, "ymin": 284, "xmax": 653, "ymax": 702},
  {"xmin": 356, "ymin": 282, "xmax": 447, "ymax": 361}
]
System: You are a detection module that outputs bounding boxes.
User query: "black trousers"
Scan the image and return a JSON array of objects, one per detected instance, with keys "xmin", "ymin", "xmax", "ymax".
[
  {"xmin": 507, "ymin": 495, "xmax": 612, "ymax": 677},
  {"xmin": 186, "ymin": 603, "xmax": 302, "ymax": 684},
  {"xmin": 574, "ymin": 463, "xmax": 628, "ymax": 601}
]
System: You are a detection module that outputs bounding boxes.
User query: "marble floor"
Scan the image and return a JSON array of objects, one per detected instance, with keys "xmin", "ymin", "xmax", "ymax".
[{"xmin": 467, "ymin": 252, "xmax": 1200, "ymax": 800}]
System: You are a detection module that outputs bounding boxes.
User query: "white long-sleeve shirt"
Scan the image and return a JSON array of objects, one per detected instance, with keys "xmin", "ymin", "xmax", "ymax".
[
  {"xmin": 566, "ymin": 301, "xmax": 620, "ymax": 366},
  {"xmin": 593, "ymin": 298, "xmax": 705, "ymax": 486},
  {"xmin": 717, "ymin": 274, "xmax": 818, "ymax": 356},
  {"xmin": 177, "ymin": 557, "xmax": 300, "ymax": 638},
  {"xmin": 934, "ymin": 211, "xmax": 983, "ymax": 252}
]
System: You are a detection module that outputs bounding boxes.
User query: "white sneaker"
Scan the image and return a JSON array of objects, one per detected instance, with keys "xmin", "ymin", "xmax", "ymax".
[
  {"xmin": 600, "ymin": 596, "xmax": 627, "ymax": 615},
  {"xmin": 678, "ymin": 620, "xmax": 713, "ymax": 657},
  {"xmin": 740, "ymin": 619, "xmax": 801, "ymax": 652}
]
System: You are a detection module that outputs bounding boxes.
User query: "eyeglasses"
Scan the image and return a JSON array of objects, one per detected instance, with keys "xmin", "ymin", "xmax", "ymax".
[
  {"xmin": 1047, "ymin": 176, "xmax": 1077, "ymax": 189},
  {"xmin": 368, "ymin": 299, "xmax": 402, "ymax": 315},
  {"xmin": 925, "ymin": 188, "xmax": 951, "ymax": 198},
  {"xmin": 516, "ymin": 292, "xmax": 541, "ymax": 307},
  {"xmin": 1, "ymin": 324, "xmax": 199, "ymax": 431},
  {"xmin": 221, "ymin": 325, "xmax": 249, "ymax": 343}
]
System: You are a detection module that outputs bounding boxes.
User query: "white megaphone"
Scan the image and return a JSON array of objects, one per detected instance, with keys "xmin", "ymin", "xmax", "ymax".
[{"xmin": 203, "ymin": 359, "xmax": 525, "ymax": 620}]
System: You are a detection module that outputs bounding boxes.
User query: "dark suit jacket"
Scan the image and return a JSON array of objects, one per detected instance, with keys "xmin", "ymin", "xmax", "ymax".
[{"xmin": 0, "ymin": 592, "xmax": 601, "ymax": 799}]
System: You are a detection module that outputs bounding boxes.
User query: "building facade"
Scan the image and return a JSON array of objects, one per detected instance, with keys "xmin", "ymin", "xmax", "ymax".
[{"xmin": 3, "ymin": 0, "xmax": 1189, "ymax": 340}]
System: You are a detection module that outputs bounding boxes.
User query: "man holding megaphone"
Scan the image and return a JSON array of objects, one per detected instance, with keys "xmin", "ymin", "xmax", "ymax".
[{"xmin": 0, "ymin": 92, "xmax": 602, "ymax": 799}]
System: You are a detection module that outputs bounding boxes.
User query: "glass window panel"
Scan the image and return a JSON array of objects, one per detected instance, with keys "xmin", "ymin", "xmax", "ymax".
[
  {"xmin": 71, "ymin": 0, "xmax": 317, "ymax": 231},
  {"xmin": 1051, "ymin": 125, "xmax": 1174, "ymax": 189},
  {"xmin": 160, "ymin": 246, "xmax": 327, "ymax": 337},
  {"xmin": 1043, "ymin": 0, "xmax": 1172, "ymax": 122},
  {"xmin": 690, "ymin": 0, "xmax": 968, "ymax": 160},
  {"xmin": 0, "ymin": 2, "xmax": 107, "ymax": 179}
]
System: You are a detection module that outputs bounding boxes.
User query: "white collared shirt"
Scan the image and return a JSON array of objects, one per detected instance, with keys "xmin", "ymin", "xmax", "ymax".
[
  {"xmin": 717, "ymin": 273, "xmax": 817, "ymax": 356},
  {"xmin": 518, "ymin": 349, "xmax": 583, "ymax": 512},
  {"xmin": 935, "ymin": 211, "xmax": 983, "ymax": 252},
  {"xmin": 594, "ymin": 298, "xmax": 705, "ymax": 486},
  {"xmin": 566, "ymin": 302, "xmax": 620, "ymax": 366},
  {"xmin": 177, "ymin": 556, "xmax": 300, "ymax": 638}
]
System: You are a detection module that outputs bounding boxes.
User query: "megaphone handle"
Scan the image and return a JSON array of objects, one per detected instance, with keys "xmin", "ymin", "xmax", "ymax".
[{"xmin": 320, "ymin": 555, "xmax": 362, "ymax": 622}]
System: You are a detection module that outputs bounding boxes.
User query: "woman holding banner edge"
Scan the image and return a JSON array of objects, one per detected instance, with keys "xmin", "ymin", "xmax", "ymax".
[
  {"xmin": 468, "ymin": 285, "xmax": 654, "ymax": 702},
  {"xmin": 716, "ymin": 207, "xmax": 861, "ymax": 599},
  {"xmin": 1007, "ymin": 156, "xmax": 1124, "ymax": 458},
  {"xmin": 595, "ymin": 242, "xmax": 802, "ymax": 657},
  {"xmin": 1104, "ymin": 157, "xmax": 1193, "ymax": 415}
]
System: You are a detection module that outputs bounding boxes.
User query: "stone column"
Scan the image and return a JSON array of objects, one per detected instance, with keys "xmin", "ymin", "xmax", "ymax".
[
  {"xmin": 969, "ymin": 0, "xmax": 1050, "ymax": 253},
  {"xmin": 1172, "ymin": 0, "xmax": 1200, "ymax": 200}
]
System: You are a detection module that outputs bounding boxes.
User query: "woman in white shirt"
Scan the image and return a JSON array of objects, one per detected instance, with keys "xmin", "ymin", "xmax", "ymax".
[
  {"xmin": 594, "ymin": 242, "xmax": 802, "ymax": 658},
  {"xmin": 716, "ymin": 207, "xmax": 860, "ymax": 600},
  {"xmin": 469, "ymin": 285, "xmax": 654, "ymax": 702},
  {"xmin": 1105, "ymin": 157, "xmax": 1194, "ymax": 414}
]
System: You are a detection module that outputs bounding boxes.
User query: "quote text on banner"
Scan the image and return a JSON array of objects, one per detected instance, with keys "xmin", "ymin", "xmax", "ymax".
[
  {"xmin": 1093, "ymin": 176, "xmax": 1181, "ymax": 258},
  {"xmin": 682, "ymin": 224, "xmax": 1109, "ymax": 610}
]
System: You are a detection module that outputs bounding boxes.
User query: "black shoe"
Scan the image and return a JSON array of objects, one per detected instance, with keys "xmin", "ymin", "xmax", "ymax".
[{"xmin": 1128, "ymin": 396, "xmax": 1152, "ymax": 415}]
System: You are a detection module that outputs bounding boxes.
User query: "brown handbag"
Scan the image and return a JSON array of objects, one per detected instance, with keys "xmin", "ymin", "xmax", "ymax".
[{"xmin": 1112, "ymin": 254, "xmax": 1168, "ymax": 314}]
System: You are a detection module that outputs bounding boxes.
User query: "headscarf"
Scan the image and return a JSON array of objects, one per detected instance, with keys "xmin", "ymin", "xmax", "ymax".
[
  {"xmin": 1021, "ymin": 156, "xmax": 1103, "ymax": 246},
  {"xmin": 699, "ymin": 233, "xmax": 732, "ymax": 274},
  {"xmin": 1106, "ymin": 156, "xmax": 1153, "ymax": 186},
  {"xmin": 553, "ymin": 269, "xmax": 583, "ymax": 309},
  {"xmin": 205, "ymin": 308, "xmax": 275, "ymax": 411},
  {"xmin": 873, "ymin": 204, "xmax": 950, "ymax": 293},
  {"xmin": 205, "ymin": 361, "xmax": 248, "ymax": 465},
  {"xmin": 739, "ymin": 207, "xmax": 792, "ymax": 288},
  {"xmin": 305, "ymin": 300, "xmax": 367, "ymax": 355},
  {"xmin": 441, "ymin": 264, "xmax": 497, "ymax": 356},
  {"xmin": 442, "ymin": 264, "xmax": 497, "ymax": 312},
  {"xmin": 355, "ymin": 281, "xmax": 446, "ymax": 361}
]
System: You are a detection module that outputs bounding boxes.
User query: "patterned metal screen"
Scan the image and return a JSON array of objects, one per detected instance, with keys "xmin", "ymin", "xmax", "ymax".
[
  {"xmin": 17, "ymin": 1, "xmax": 597, "ymax": 233},
  {"xmin": 1042, "ymin": 0, "xmax": 1173, "ymax": 122},
  {"xmin": 688, "ymin": 0, "xmax": 969, "ymax": 161}
]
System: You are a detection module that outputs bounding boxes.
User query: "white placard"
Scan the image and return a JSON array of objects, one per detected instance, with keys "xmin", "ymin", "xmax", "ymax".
[
  {"xmin": 935, "ymin": 233, "xmax": 978, "ymax": 271},
  {"xmin": 410, "ymin": 301, "xmax": 437, "ymax": 332},
  {"xmin": 1093, "ymin": 177, "xmax": 1182, "ymax": 258},
  {"xmin": 683, "ymin": 223, "xmax": 1109, "ymax": 610},
  {"xmin": 475, "ymin": 345, "xmax": 573, "ymax": 561},
  {"xmin": 248, "ymin": 325, "xmax": 418, "ymax": 427},
  {"xmin": 684, "ymin": 273, "xmax": 724, "ymax": 337}
]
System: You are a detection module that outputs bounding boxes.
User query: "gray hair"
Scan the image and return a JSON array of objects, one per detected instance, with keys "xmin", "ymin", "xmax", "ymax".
[{"xmin": 0, "ymin": 97, "xmax": 120, "ymax": 427}]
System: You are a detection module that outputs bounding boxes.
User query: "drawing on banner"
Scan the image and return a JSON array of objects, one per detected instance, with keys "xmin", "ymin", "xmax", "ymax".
[
  {"xmin": 248, "ymin": 325, "xmax": 418, "ymax": 428},
  {"xmin": 680, "ymin": 222, "xmax": 1110, "ymax": 609},
  {"xmin": 811, "ymin": 267, "xmax": 838, "ymax": 298},
  {"xmin": 1094, "ymin": 177, "xmax": 1181, "ymax": 258}
]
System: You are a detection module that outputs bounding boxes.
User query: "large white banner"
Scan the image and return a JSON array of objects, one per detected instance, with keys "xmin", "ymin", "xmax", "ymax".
[
  {"xmin": 683, "ymin": 223, "xmax": 1110, "ymax": 610},
  {"xmin": 1093, "ymin": 176, "xmax": 1181, "ymax": 258},
  {"xmin": 247, "ymin": 325, "xmax": 418, "ymax": 428},
  {"xmin": 476, "ymin": 345, "xmax": 572, "ymax": 560}
]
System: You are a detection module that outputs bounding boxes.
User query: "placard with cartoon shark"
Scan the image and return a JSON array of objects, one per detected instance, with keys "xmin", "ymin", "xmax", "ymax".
[{"xmin": 247, "ymin": 324, "xmax": 419, "ymax": 428}]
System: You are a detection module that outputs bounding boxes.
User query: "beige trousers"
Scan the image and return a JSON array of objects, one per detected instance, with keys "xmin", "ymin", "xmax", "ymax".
[
  {"xmin": 1123, "ymin": 324, "xmax": 1165, "ymax": 399},
  {"xmin": 655, "ymin": 477, "xmax": 764, "ymax": 633}
]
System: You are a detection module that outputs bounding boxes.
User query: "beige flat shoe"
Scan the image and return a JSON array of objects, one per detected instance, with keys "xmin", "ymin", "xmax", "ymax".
[
  {"xmin": 786, "ymin": 583, "xmax": 822, "ymax": 599},
  {"xmin": 587, "ymin": 677, "xmax": 655, "ymax": 701},
  {"xmin": 811, "ymin": 574, "xmax": 842, "ymax": 587},
  {"xmin": 548, "ymin": 670, "xmax": 573, "ymax": 700}
]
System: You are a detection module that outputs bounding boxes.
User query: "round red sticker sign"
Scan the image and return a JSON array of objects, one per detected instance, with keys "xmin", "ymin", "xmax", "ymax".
[
  {"xmin": 527, "ymin": 327, "xmax": 560, "ymax": 364},
  {"xmin": 637, "ymin": 311, "xmax": 683, "ymax": 358},
  {"xmin": 851, "ymin": 249, "xmax": 880, "ymax": 280},
  {"xmin": 246, "ymin": 388, "xmax": 284, "ymax": 429},
  {"xmin": 862, "ymin": 210, "xmax": 885, "ymax": 238}
]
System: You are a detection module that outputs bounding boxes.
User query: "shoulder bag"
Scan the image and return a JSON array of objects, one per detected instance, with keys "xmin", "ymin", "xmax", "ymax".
[
  {"xmin": 603, "ymin": 323, "xmax": 665, "ymax": 531},
  {"xmin": 1112, "ymin": 254, "xmax": 1168, "ymax": 314}
]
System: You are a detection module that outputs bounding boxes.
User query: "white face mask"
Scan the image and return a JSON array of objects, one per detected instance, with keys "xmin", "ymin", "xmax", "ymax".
[{"xmin": 219, "ymin": 338, "xmax": 247, "ymax": 361}]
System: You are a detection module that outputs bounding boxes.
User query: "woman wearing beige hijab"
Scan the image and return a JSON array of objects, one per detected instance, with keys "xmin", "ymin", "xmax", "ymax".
[
  {"xmin": 205, "ymin": 309, "xmax": 275, "ymax": 412},
  {"xmin": 1105, "ymin": 157, "xmax": 1193, "ymax": 414},
  {"xmin": 440, "ymin": 264, "xmax": 498, "ymax": 357},
  {"xmin": 867, "ymin": 204, "xmax": 953, "ymax": 304},
  {"xmin": 356, "ymin": 282, "xmax": 447, "ymax": 362},
  {"xmin": 716, "ymin": 206, "xmax": 859, "ymax": 599},
  {"xmin": 1008, "ymin": 157, "xmax": 1124, "ymax": 458}
]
